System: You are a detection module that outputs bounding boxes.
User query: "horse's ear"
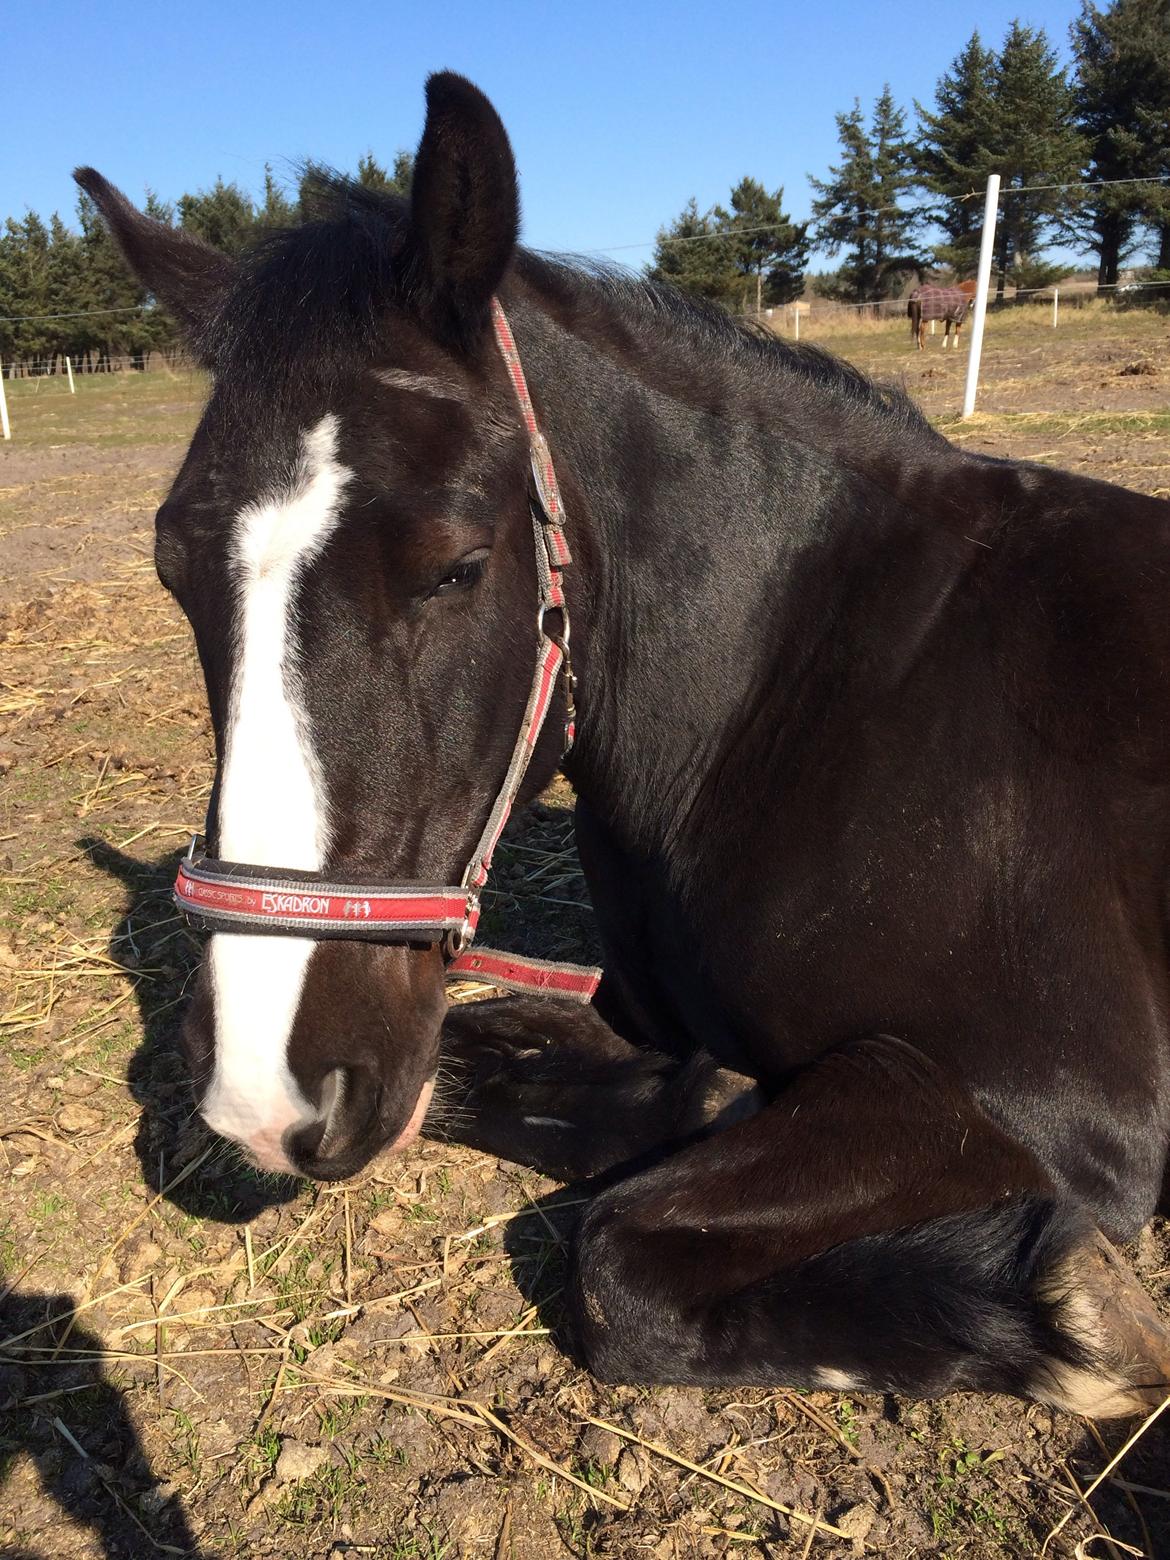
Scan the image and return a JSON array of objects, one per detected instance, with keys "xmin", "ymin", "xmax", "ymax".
[
  {"xmin": 408, "ymin": 73, "xmax": 519, "ymax": 347},
  {"xmin": 73, "ymin": 168, "xmax": 236, "ymax": 343}
]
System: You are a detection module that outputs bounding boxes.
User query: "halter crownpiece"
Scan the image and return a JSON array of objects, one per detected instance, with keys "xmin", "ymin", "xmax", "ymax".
[{"xmin": 172, "ymin": 299, "xmax": 600, "ymax": 1005}]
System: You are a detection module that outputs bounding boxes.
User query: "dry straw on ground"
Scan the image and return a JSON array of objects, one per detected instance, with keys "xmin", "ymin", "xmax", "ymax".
[{"xmin": 2, "ymin": 324, "xmax": 1169, "ymax": 1556}]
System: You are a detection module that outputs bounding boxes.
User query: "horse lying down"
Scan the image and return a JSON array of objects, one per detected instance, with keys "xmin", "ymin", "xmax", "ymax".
[{"xmin": 78, "ymin": 71, "xmax": 1170, "ymax": 1418}]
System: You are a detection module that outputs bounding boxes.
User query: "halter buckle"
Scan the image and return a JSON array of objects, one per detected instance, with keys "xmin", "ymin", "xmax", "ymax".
[{"xmin": 441, "ymin": 889, "xmax": 480, "ymax": 961}]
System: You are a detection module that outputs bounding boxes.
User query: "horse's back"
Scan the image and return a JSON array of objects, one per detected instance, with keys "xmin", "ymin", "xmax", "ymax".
[{"xmin": 908, "ymin": 284, "xmax": 970, "ymax": 319}]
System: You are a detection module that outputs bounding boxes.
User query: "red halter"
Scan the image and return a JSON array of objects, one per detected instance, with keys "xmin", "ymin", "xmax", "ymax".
[{"xmin": 173, "ymin": 299, "xmax": 600, "ymax": 1005}]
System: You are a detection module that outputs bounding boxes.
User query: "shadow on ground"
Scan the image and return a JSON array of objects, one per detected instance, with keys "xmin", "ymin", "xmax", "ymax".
[
  {"xmin": 81, "ymin": 837, "xmax": 298, "ymax": 1224},
  {"xmin": 0, "ymin": 1290, "xmax": 210, "ymax": 1558}
]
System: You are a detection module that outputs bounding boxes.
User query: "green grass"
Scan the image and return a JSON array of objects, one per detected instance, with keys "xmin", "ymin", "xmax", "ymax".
[
  {"xmin": 926, "ymin": 1438, "xmax": 1018, "ymax": 1549},
  {"xmin": 576, "ymin": 1459, "xmax": 613, "ymax": 1489},
  {"xmin": 315, "ymin": 1397, "xmax": 368, "ymax": 1437},
  {"xmin": 170, "ymin": 1408, "xmax": 202, "ymax": 1479},
  {"xmin": 249, "ymin": 1423, "xmax": 281, "ymax": 1480},
  {"xmin": 262, "ymin": 1238, "xmax": 338, "ymax": 1329},
  {"xmin": 30, "ymin": 1191, "xmax": 69, "ymax": 1221},
  {"xmin": 385, "ymin": 1525, "xmax": 450, "ymax": 1560},
  {"xmin": 368, "ymin": 1436, "xmax": 409, "ymax": 1469},
  {"xmin": 275, "ymin": 1464, "xmax": 355, "ymax": 1526},
  {"xmin": 1, "ymin": 366, "xmax": 205, "ymax": 448},
  {"xmin": 836, "ymin": 1396, "xmax": 860, "ymax": 1449}
]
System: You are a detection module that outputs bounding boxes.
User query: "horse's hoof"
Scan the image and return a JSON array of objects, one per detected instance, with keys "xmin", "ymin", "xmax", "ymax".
[{"xmin": 1036, "ymin": 1229, "xmax": 1170, "ymax": 1418}]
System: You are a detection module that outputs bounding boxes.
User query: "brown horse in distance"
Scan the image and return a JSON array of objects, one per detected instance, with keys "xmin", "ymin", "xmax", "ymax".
[{"xmin": 908, "ymin": 278, "xmax": 978, "ymax": 349}]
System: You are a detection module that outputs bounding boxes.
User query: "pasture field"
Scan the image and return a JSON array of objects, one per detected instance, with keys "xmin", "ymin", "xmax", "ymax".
[{"xmin": 1, "ymin": 311, "xmax": 1169, "ymax": 1559}]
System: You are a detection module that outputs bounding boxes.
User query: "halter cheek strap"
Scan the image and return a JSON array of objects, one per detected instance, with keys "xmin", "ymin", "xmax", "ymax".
[{"xmin": 172, "ymin": 298, "xmax": 600, "ymax": 1006}]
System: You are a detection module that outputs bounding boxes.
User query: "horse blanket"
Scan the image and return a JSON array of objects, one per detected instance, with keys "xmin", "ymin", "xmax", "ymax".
[{"xmin": 909, "ymin": 285, "xmax": 972, "ymax": 322}]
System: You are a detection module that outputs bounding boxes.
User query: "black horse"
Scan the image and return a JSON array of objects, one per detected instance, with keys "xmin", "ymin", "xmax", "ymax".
[{"xmin": 77, "ymin": 73, "xmax": 1170, "ymax": 1418}]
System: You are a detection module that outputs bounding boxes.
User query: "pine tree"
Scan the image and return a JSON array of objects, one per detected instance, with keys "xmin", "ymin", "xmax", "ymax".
[
  {"xmin": 714, "ymin": 178, "xmax": 809, "ymax": 308},
  {"xmin": 77, "ymin": 190, "xmax": 149, "ymax": 369},
  {"xmin": 647, "ymin": 198, "xmax": 740, "ymax": 303},
  {"xmin": 0, "ymin": 220, "xmax": 32, "ymax": 366},
  {"xmin": 1137, "ymin": 63, "xmax": 1170, "ymax": 269},
  {"xmin": 915, "ymin": 33, "xmax": 998, "ymax": 274},
  {"xmin": 915, "ymin": 25, "xmax": 1086, "ymax": 297},
  {"xmin": 1067, "ymin": 0, "xmax": 1170, "ymax": 285},
  {"xmin": 256, "ymin": 165, "xmax": 296, "ymax": 232},
  {"xmin": 388, "ymin": 151, "xmax": 415, "ymax": 197},
  {"xmin": 354, "ymin": 151, "xmax": 414, "ymax": 197},
  {"xmin": 137, "ymin": 194, "xmax": 179, "ymax": 357},
  {"xmin": 177, "ymin": 177, "xmax": 256, "ymax": 255},
  {"xmin": 0, "ymin": 223, "xmax": 22, "ymax": 364},
  {"xmin": 15, "ymin": 214, "xmax": 55, "ymax": 369},
  {"xmin": 985, "ymin": 24, "xmax": 1086, "ymax": 297},
  {"xmin": 809, "ymin": 88, "xmax": 924, "ymax": 301},
  {"xmin": 46, "ymin": 214, "xmax": 87, "ymax": 365},
  {"xmin": 299, "ymin": 149, "xmax": 414, "ymax": 217}
]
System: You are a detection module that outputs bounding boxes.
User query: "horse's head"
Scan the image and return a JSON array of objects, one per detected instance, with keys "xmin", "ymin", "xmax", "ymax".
[{"xmin": 78, "ymin": 76, "xmax": 566, "ymax": 1180}]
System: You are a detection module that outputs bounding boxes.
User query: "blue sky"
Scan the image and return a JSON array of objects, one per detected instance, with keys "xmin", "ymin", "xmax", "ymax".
[{"xmin": 6, "ymin": 0, "xmax": 1091, "ymax": 268}]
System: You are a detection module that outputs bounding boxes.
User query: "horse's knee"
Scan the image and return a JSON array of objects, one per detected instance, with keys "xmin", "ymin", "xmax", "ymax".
[
  {"xmin": 569, "ymin": 1195, "xmax": 641, "ymax": 1380},
  {"xmin": 569, "ymin": 1193, "xmax": 684, "ymax": 1383}
]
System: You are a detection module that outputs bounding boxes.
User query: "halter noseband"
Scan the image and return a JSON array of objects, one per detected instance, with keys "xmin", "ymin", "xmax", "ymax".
[{"xmin": 173, "ymin": 299, "xmax": 600, "ymax": 1005}]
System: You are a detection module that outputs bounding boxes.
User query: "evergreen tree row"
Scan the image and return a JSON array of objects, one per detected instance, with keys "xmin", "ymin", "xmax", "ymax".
[
  {"xmin": 652, "ymin": 0, "xmax": 1169, "ymax": 306},
  {"xmin": 0, "ymin": 153, "xmax": 413, "ymax": 372}
]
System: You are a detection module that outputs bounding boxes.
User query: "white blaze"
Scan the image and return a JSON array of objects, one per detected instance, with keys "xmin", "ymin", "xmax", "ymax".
[{"xmin": 201, "ymin": 415, "xmax": 353, "ymax": 1169}]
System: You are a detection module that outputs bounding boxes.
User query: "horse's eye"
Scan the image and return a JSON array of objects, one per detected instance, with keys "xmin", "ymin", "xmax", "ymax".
[{"xmin": 431, "ymin": 549, "xmax": 489, "ymax": 598}]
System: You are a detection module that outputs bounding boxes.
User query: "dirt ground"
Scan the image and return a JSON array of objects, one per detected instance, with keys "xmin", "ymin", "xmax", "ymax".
[{"xmin": 2, "ymin": 311, "xmax": 1169, "ymax": 1560}]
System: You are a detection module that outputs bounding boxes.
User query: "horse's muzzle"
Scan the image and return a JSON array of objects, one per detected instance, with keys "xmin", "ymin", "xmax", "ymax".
[{"xmin": 283, "ymin": 1069, "xmax": 435, "ymax": 1181}]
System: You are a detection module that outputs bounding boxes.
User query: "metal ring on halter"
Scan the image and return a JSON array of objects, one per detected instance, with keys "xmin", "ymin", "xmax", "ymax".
[
  {"xmin": 537, "ymin": 599, "xmax": 569, "ymax": 645},
  {"xmin": 441, "ymin": 918, "xmax": 473, "ymax": 961}
]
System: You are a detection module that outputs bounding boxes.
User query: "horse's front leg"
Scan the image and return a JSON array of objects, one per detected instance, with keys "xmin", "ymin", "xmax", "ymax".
[
  {"xmin": 430, "ymin": 995, "xmax": 763, "ymax": 1181},
  {"xmin": 569, "ymin": 1033, "xmax": 1170, "ymax": 1415}
]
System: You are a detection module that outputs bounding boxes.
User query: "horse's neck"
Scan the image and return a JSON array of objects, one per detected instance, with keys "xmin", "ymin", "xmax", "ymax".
[{"xmin": 509, "ymin": 286, "xmax": 794, "ymax": 851}]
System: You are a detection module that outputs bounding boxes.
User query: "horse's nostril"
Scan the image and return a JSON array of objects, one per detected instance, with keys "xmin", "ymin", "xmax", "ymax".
[
  {"xmin": 288, "ymin": 1113, "xmax": 327, "ymax": 1162},
  {"xmin": 318, "ymin": 1065, "xmax": 346, "ymax": 1125},
  {"xmin": 313, "ymin": 1065, "xmax": 350, "ymax": 1154},
  {"xmin": 282, "ymin": 1067, "xmax": 348, "ymax": 1164}
]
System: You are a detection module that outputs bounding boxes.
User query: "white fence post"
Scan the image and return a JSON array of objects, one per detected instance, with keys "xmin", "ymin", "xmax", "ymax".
[
  {"xmin": 962, "ymin": 173, "xmax": 1001, "ymax": 419},
  {"xmin": 794, "ymin": 307, "xmax": 801, "ymax": 342},
  {"xmin": 0, "ymin": 365, "xmax": 10, "ymax": 440},
  {"xmin": 1052, "ymin": 289, "xmax": 1059, "ymax": 328},
  {"xmin": 65, "ymin": 355, "xmax": 76, "ymax": 393}
]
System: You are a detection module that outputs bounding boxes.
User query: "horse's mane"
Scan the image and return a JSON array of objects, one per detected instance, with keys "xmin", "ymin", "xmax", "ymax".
[
  {"xmin": 194, "ymin": 177, "xmax": 413, "ymax": 396},
  {"xmin": 204, "ymin": 176, "xmax": 932, "ymax": 443},
  {"xmin": 516, "ymin": 249, "xmax": 933, "ymax": 438}
]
